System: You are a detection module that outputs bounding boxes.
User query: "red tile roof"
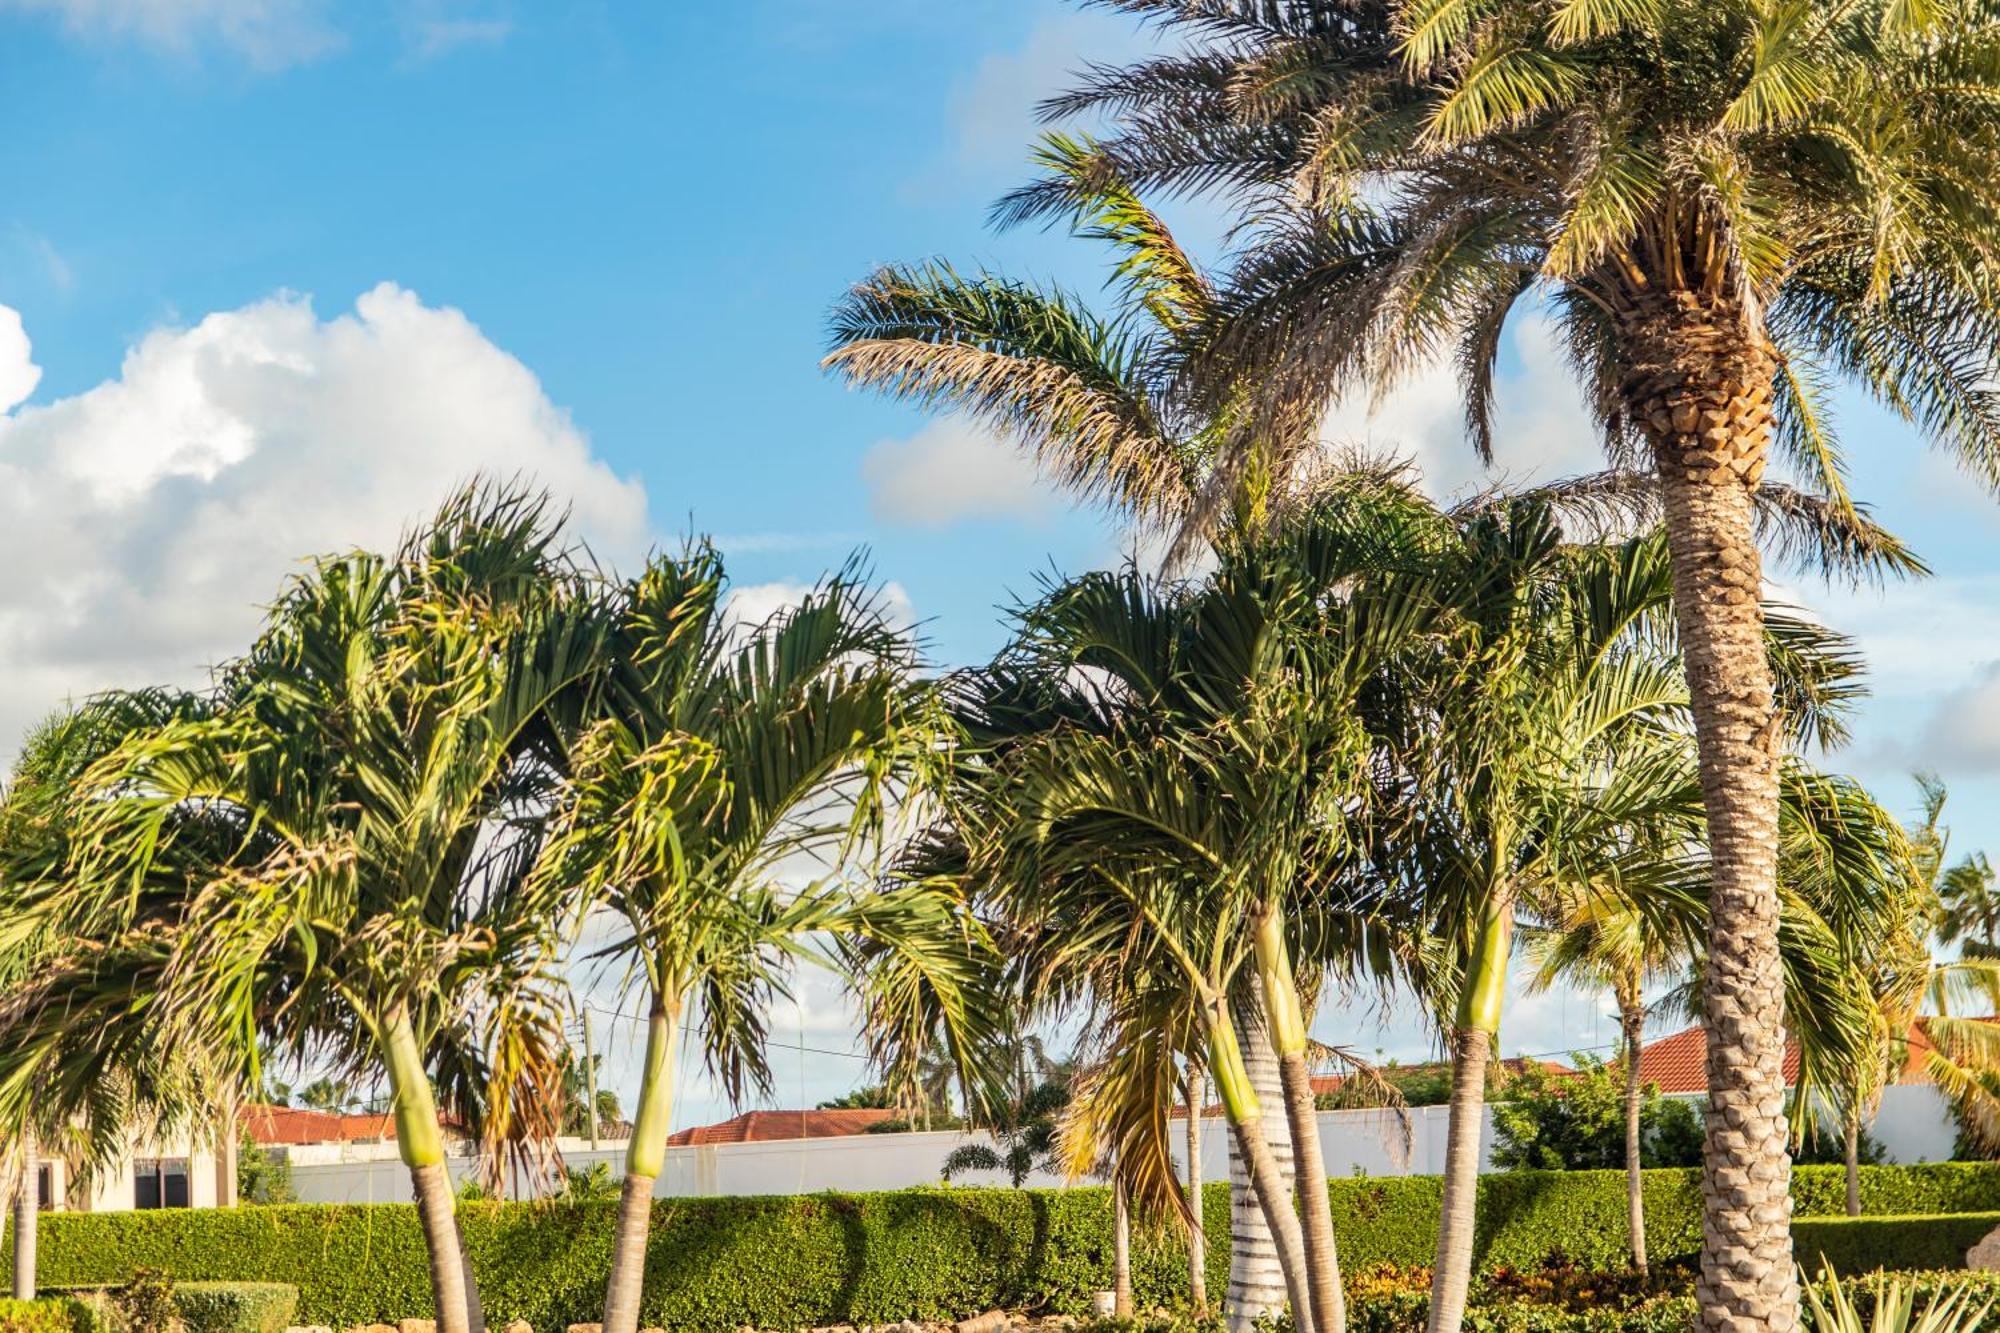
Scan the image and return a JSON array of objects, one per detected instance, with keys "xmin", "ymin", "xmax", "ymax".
[
  {"xmin": 665, "ymin": 1107, "xmax": 901, "ymax": 1146},
  {"xmin": 241, "ymin": 1104, "xmax": 400, "ymax": 1146}
]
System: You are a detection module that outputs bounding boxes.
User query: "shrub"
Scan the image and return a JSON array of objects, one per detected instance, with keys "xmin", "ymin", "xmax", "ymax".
[
  {"xmin": 15, "ymin": 1164, "xmax": 2000, "ymax": 1330},
  {"xmin": 0, "ymin": 1299, "xmax": 89, "ymax": 1333},
  {"xmin": 1792, "ymin": 1213, "xmax": 2000, "ymax": 1276},
  {"xmin": 114, "ymin": 1270, "xmax": 174, "ymax": 1333},
  {"xmin": 1488, "ymin": 1059, "xmax": 1703, "ymax": 1171},
  {"xmin": 172, "ymin": 1285, "xmax": 299, "ymax": 1333}
]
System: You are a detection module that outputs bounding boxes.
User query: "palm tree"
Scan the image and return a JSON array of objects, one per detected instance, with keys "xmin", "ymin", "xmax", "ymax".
[
  {"xmin": 1011, "ymin": 5, "xmax": 1994, "ymax": 1325},
  {"xmin": 0, "ymin": 692, "xmax": 248, "ymax": 1299},
  {"xmin": 1527, "ymin": 882, "xmax": 1682, "ymax": 1273},
  {"xmin": 45, "ymin": 488, "xmax": 601, "ymax": 1333},
  {"xmin": 829, "ymin": 154, "xmax": 1329, "ymax": 1328},
  {"xmin": 532, "ymin": 546, "xmax": 1000, "ymax": 1333}
]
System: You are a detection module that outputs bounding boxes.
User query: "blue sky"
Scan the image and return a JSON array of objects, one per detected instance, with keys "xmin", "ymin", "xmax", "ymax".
[{"xmin": 4, "ymin": 0, "xmax": 1998, "ymax": 1130}]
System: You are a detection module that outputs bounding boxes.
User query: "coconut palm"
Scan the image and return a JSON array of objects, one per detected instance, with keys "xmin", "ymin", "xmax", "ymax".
[
  {"xmin": 928, "ymin": 487, "xmax": 1446, "ymax": 1333},
  {"xmin": 1527, "ymin": 881, "xmax": 1683, "ymax": 1273},
  {"xmin": 39, "ymin": 488, "xmax": 602, "ymax": 1333},
  {"xmin": 1012, "ymin": 5, "xmax": 1996, "ymax": 1323},
  {"xmin": 532, "ymin": 546, "xmax": 1001, "ymax": 1333},
  {"xmin": 0, "ymin": 692, "xmax": 238, "ymax": 1299},
  {"xmin": 830, "ymin": 152, "xmax": 1359, "ymax": 1329}
]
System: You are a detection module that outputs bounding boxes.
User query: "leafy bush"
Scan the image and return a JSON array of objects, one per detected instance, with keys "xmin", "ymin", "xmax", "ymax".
[
  {"xmin": 1793, "ymin": 1213, "xmax": 2000, "ymax": 1275},
  {"xmin": 172, "ymin": 1285, "xmax": 299, "ymax": 1333},
  {"xmin": 1488, "ymin": 1059, "xmax": 1702, "ymax": 1171},
  {"xmin": 113, "ymin": 1270, "xmax": 174, "ymax": 1333},
  {"xmin": 234, "ymin": 1134, "xmax": 295, "ymax": 1207},
  {"xmin": 16, "ymin": 1165, "xmax": 2000, "ymax": 1330},
  {"xmin": 0, "ymin": 1298, "xmax": 90, "ymax": 1333}
]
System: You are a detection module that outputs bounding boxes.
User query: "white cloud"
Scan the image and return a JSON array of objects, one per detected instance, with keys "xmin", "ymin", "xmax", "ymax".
[
  {"xmin": 397, "ymin": 0, "xmax": 509, "ymax": 60},
  {"xmin": 0, "ymin": 0, "xmax": 342, "ymax": 68},
  {"xmin": 1320, "ymin": 312, "xmax": 1606, "ymax": 501},
  {"xmin": 0, "ymin": 282, "xmax": 648, "ymax": 755},
  {"xmin": 724, "ymin": 578, "xmax": 917, "ymax": 638},
  {"xmin": 861, "ymin": 417, "xmax": 1056, "ymax": 528},
  {"xmin": 1915, "ymin": 663, "xmax": 2000, "ymax": 774},
  {"xmin": 0, "ymin": 307, "xmax": 41, "ymax": 414},
  {"xmin": 943, "ymin": 11, "xmax": 1149, "ymax": 180}
]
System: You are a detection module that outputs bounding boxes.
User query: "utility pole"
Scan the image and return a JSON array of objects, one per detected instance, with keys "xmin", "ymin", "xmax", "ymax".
[{"xmin": 583, "ymin": 1008, "xmax": 601, "ymax": 1151}]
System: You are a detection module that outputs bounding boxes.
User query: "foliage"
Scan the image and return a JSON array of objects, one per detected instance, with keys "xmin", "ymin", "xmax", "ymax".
[
  {"xmin": 169, "ymin": 1286, "xmax": 299, "ymax": 1333},
  {"xmin": 1793, "ymin": 1214, "xmax": 2000, "ymax": 1277},
  {"xmin": 1801, "ymin": 1263, "xmax": 1996, "ymax": 1333},
  {"xmin": 112, "ymin": 1271, "xmax": 174, "ymax": 1333},
  {"xmin": 0, "ymin": 1300, "xmax": 91, "ymax": 1333},
  {"xmin": 1489, "ymin": 1059, "xmax": 1703, "ymax": 1171},
  {"xmin": 559, "ymin": 1162, "xmax": 619, "ymax": 1203},
  {"xmin": 16, "ymin": 1168, "xmax": 2000, "ymax": 1329},
  {"xmin": 234, "ymin": 1132, "xmax": 294, "ymax": 1207},
  {"xmin": 818, "ymin": 1085, "xmax": 895, "ymax": 1111},
  {"xmin": 940, "ymin": 1078, "xmax": 1069, "ymax": 1186},
  {"xmin": 1318, "ymin": 1062, "xmax": 1453, "ymax": 1110}
]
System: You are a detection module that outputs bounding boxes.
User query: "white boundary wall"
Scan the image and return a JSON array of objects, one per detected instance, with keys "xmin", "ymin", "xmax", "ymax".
[{"xmin": 283, "ymin": 1088, "xmax": 1960, "ymax": 1205}]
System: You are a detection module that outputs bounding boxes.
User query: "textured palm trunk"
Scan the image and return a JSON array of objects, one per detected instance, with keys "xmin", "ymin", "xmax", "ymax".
[
  {"xmin": 1426, "ymin": 1027, "xmax": 1493, "ymax": 1333},
  {"xmin": 1626, "ymin": 292, "xmax": 1796, "ymax": 1333},
  {"xmin": 1427, "ymin": 892, "xmax": 1511, "ymax": 1333},
  {"xmin": 601, "ymin": 994, "xmax": 679, "ymax": 1333},
  {"xmin": 1844, "ymin": 1109, "xmax": 1861, "ymax": 1217},
  {"xmin": 1621, "ymin": 998, "xmax": 1649, "ymax": 1274},
  {"xmin": 385, "ymin": 1011, "xmax": 475, "ymax": 1333},
  {"xmin": 1113, "ymin": 1173, "xmax": 1134, "ymax": 1316},
  {"xmin": 1186, "ymin": 1069, "xmax": 1208, "ymax": 1315},
  {"xmin": 12, "ymin": 1132, "xmax": 35, "ymax": 1301},
  {"xmin": 1255, "ymin": 910, "xmax": 1344, "ymax": 1333},
  {"xmin": 1226, "ymin": 993, "xmax": 1302, "ymax": 1333}
]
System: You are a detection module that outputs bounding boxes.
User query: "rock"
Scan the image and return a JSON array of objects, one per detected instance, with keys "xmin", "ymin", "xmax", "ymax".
[
  {"xmin": 397, "ymin": 1321, "xmax": 436, "ymax": 1333},
  {"xmin": 1970, "ymin": 1222, "xmax": 2000, "ymax": 1269},
  {"xmin": 504, "ymin": 1323, "xmax": 534, "ymax": 1333},
  {"xmin": 288, "ymin": 1326, "xmax": 334, "ymax": 1333},
  {"xmin": 567, "ymin": 1325, "xmax": 604, "ymax": 1333},
  {"xmin": 955, "ymin": 1314, "xmax": 1007, "ymax": 1333},
  {"xmin": 640, "ymin": 1327, "xmax": 666, "ymax": 1333}
]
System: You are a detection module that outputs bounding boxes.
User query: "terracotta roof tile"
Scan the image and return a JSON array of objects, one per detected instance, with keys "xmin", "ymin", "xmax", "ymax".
[
  {"xmin": 240, "ymin": 1104, "xmax": 400, "ymax": 1146},
  {"xmin": 665, "ymin": 1107, "xmax": 901, "ymax": 1146}
]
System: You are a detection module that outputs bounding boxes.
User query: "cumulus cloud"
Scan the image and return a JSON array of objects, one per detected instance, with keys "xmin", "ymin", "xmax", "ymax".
[
  {"xmin": 860, "ymin": 417, "xmax": 1056, "ymax": 528},
  {"xmin": 0, "ymin": 282, "xmax": 647, "ymax": 755},
  {"xmin": 1320, "ymin": 312, "xmax": 1606, "ymax": 501},
  {"xmin": 1915, "ymin": 663, "xmax": 2000, "ymax": 774},
  {"xmin": 942, "ymin": 11, "xmax": 1149, "ymax": 180},
  {"xmin": 0, "ymin": 0, "xmax": 342, "ymax": 67}
]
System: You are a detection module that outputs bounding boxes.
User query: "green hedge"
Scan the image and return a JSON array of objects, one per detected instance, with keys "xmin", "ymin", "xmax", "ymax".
[
  {"xmin": 1792, "ymin": 1212, "xmax": 2000, "ymax": 1277},
  {"xmin": 0, "ymin": 1299, "xmax": 90, "ymax": 1333},
  {"xmin": 172, "ymin": 1283, "xmax": 299, "ymax": 1333},
  {"xmin": 13, "ymin": 1164, "xmax": 2000, "ymax": 1330}
]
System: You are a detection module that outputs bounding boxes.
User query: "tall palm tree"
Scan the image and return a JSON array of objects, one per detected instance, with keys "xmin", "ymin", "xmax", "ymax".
[
  {"xmin": 533, "ymin": 547, "xmax": 1000, "ymax": 1333},
  {"xmin": 931, "ymin": 490, "xmax": 1442, "ymax": 1333},
  {"xmin": 1527, "ymin": 881, "xmax": 1683, "ymax": 1274},
  {"xmin": 44, "ymin": 488, "xmax": 600, "ymax": 1333},
  {"xmin": 1011, "ymin": 5, "xmax": 1993, "ymax": 1324},
  {"xmin": 0, "ymin": 693, "xmax": 237, "ymax": 1300},
  {"xmin": 829, "ymin": 153, "xmax": 1342, "ymax": 1329}
]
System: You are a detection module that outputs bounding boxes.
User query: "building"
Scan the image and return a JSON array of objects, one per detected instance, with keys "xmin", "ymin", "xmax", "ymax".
[
  {"xmin": 665, "ymin": 1107, "xmax": 900, "ymax": 1145},
  {"xmin": 31, "ymin": 1135, "xmax": 232, "ymax": 1214}
]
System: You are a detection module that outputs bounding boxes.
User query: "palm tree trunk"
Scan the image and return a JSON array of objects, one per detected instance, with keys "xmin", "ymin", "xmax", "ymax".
[
  {"xmin": 385, "ymin": 1009, "xmax": 475, "ymax": 1333},
  {"xmin": 1628, "ymin": 299, "xmax": 1797, "ymax": 1333},
  {"xmin": 602, "ymin": 994, "xmax": 679, "ymax": 1333},
  {"xmin": 1114, "ymin": 1173, "xmax": 1134, "ymax": 1317},
  {"xmin": 1187, "ymin": 1068, "xmax": 1208, "ymax": 1315},
  {"xmin": 1427, "ymin": 894, "xmax": 1511, "ymax": 1333},
  {"xmin": 1621, "ymin": 997, "xmax": 1649, "ymax": 1275},
  {"xmin": 12, "ymin": 1132, "xmax": 35, "ymax": 1301},
  {"xmin": 1844, "ymin": 1107, "xmax": 1862, "ymax": 1218},
  {"xmin": 1255, "ymin": 909, "xmax": 1344, "ymax": 1333},
  {"xmin": 1226, "ymin": 992, "xmax": 1303, "ymax": 1333}
]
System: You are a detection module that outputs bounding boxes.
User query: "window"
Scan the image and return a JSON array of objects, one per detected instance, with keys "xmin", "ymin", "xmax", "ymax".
[{"xmin": 133, "ymin": 1158, "xmax": 190, "ymax": 1209}]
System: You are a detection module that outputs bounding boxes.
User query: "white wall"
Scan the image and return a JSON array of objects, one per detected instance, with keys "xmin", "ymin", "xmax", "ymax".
[{"xmin": 273, "ymin": 1088, "xmax": 1961, "ymax": 1205}]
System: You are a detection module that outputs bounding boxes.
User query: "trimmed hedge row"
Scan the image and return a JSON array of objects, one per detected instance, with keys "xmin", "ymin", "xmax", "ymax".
[
  {"xmin": 0, "ymin": 1300, "xmax": 88, "ymax": 1333},
  {"xmin": 1792, "ymin": 1212, "xmax": 2000, "ymax": 1277},
  {"xmin": 13, "ymin": 1164, "xmax": 2000, "ymax": 1329}
]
